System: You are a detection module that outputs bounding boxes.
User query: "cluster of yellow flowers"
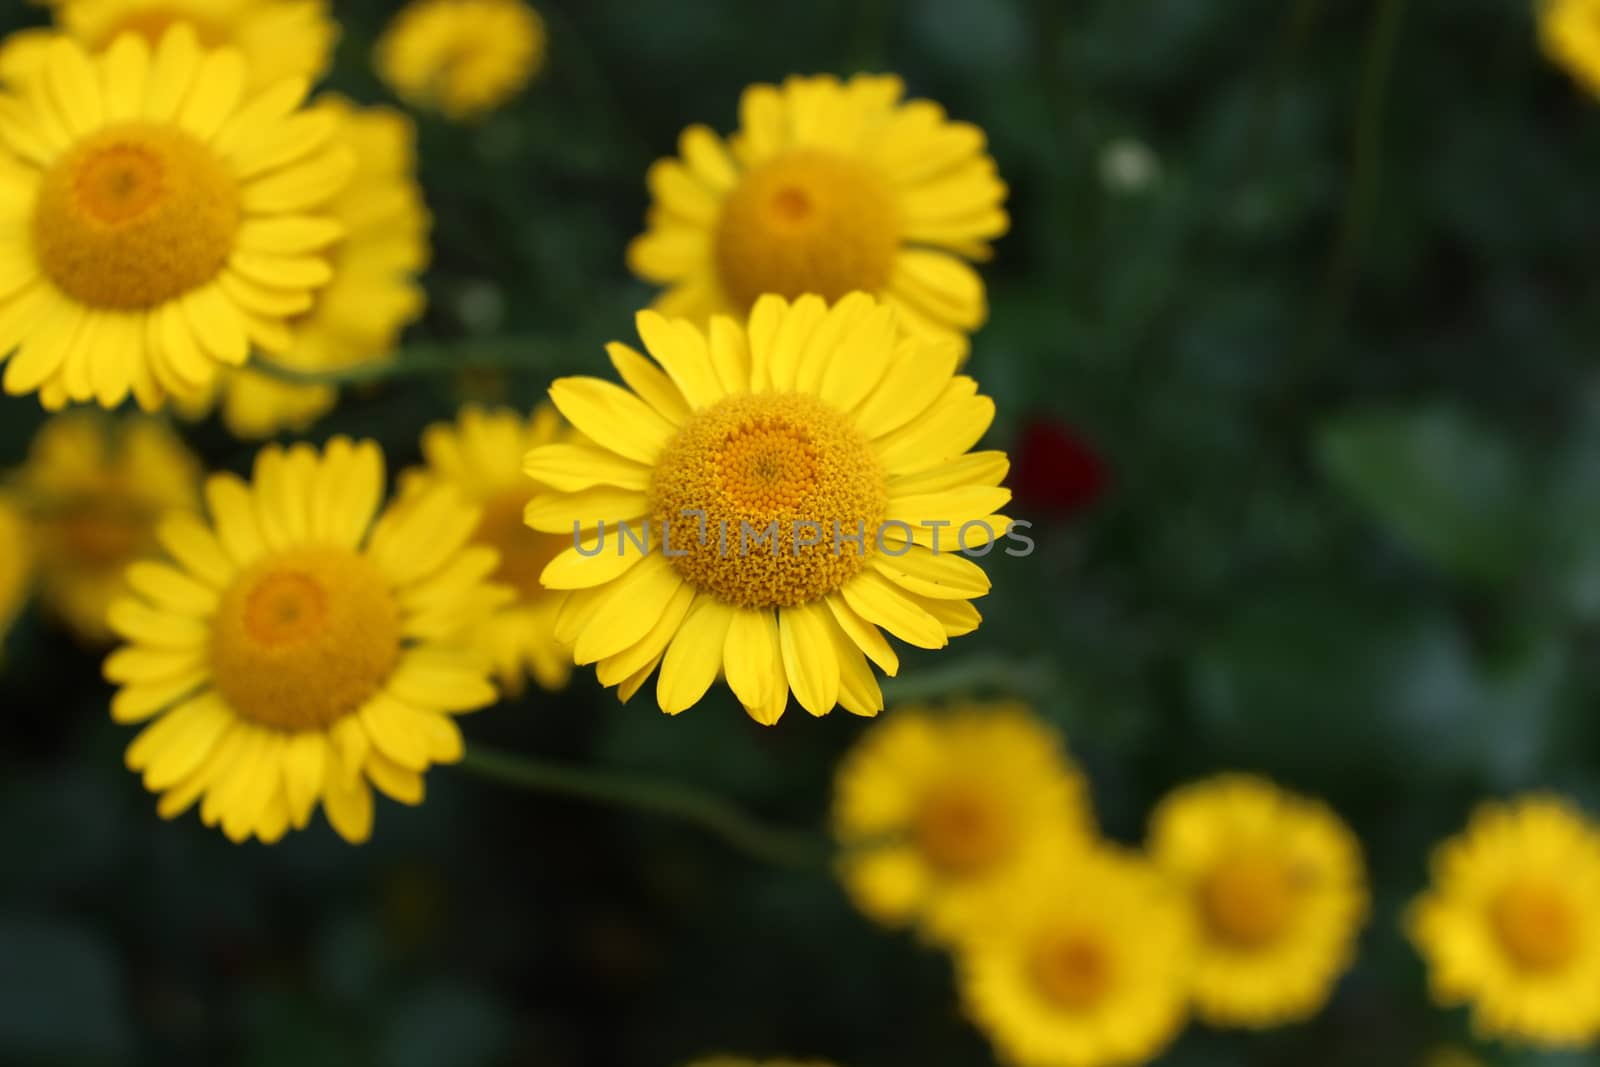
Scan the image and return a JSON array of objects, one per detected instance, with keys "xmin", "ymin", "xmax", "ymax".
[
  {"xmin": 832, "ymin": 703, "xmax": 1366, "ymax": 1066},
  {"xmin": 1541, "ymin": 0, "xmax": 1600, "ymax": 97},
  {"xmin": 0, "ymin": 3, "xmax": 1594, "ymax": 1065},
  {"xmin": 832, "ymin": 704, "xmax": 1600, "ymax": 1063}
]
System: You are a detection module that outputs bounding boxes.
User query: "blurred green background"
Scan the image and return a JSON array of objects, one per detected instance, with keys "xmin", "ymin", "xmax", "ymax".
[{"xmin": 1, "ymin": 0, "xmax": 1596, "ymax": 1064}]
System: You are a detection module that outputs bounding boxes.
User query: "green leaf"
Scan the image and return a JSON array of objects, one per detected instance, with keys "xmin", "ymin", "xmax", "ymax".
[{"xmin": 1317, "ymin": 406, "xmax": 1532, "ymax": 581}]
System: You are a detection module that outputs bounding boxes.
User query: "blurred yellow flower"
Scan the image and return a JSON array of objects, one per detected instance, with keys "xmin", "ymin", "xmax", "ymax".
[
  {"xmin": 1421, "ymin": 1047, "xmax": 1486, "ymax": 1067},
  {"xmin": 409, "ymin": 405, "xmax": 572, "ymax": 695},
  {"xmin": 12, "ymin": 412, "xmax": 200, "ymax": 643},
  {"xmin": 0, "ymin": 0, "xmax": 338, "ymax": 90},
  {"xmin": 521, "ymin": 294, "xmax": 1009, "ymax": 724},
  {"xmin": 0, "ymin": 496, "xmax": 33, "ymax": 648},
  {"xmin": 627, "ymin": 74, "xmax": 1009, "ymax": 359},
  {"xmin": 1147, "ymin": 774, "xmax": 1368, "ymax": 1029},
  {"xmin": 375, "ymin": 0, "xmax": 545, "ymax": 121},
  {"xmin": 1408, "ymin": 794, "xmax": 1600, "ymax": 1048},
  {"xmin": 103, "ymin": 438, "xmax": 510, "ymax": 844},
  {"xmin": 832, "ymin": 702, "xmax": 1092, "ymax": 940},
  {"xmin": 203, "ymin": 98, "xmax": 431, "ymax": 438},
  {"xmin": 1540, "ymin": 0, "xmax": 1600, "ymax": 98},
  {"xmin": 0, "ymin": 27, "xmax": 353, "ymax": 411},
  {"xmin": 954, "ymin": 847, "xmax": 1194, "ymax": 1067}
]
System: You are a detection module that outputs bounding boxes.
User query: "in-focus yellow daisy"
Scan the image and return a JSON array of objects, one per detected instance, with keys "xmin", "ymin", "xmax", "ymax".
[
  {"xmin": 0, "ymin": 27, "xmax": 354, "ymax": 411},
  {"xmin": 832, "ymin": 702, "xmax": 1091, "ymax": 939},
  {"xmin": 205, "ymin": 97, "xmax": 430, "ymax": 438},
  {"xmin": 103, "ymin": 438, "xmax": 511, "ymax": 844},
  {"xmin": 0, "ymin": 0, "xmax": 338, "ymax": 91},
  {"xmin": 522, "ymin": 294, "xmax": 1011, "ymax": 724},
  {"xmin": 409, "ymin": 405, "xmax": 572, "ymax": 695},
  {"xmin": 955, "ymin": 847, "xmax": 1194, "ymax": 1067},
  {"xmin": 1540, "ymin": 0, "xmax": 1600, "ymax": 99},
  {"xmin": 1147, "ymin": 773, "xmax": 1369, "ymax": 1029},
  {"xmin": 375, "ymin": 0, "xmax": 546, "ymax": 121},
  {"xmin": 1407, "ymin": 794, "xmax": 1600, "ymax": 1048},
  {"xmin": 12, "ymin": 411, "xmax": 200, "ymax": 643},
  {"xmin": 627, "ymin": 74, "xmax": 1008, "ymax": 359},
  {"xmin": 0, "ymin": 496, "xmax": 32, "ymax": 648}
]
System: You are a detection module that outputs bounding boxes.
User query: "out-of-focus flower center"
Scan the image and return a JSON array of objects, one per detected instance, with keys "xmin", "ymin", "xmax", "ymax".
[
  {"xmin": 1491, "ymin": 880, "xmax": 1579, "ymax": 972},
  {"xmin": 1030, "ymin": 927, "xmax": 1115, "ymax": 1010},
  {"xmin": 1201, "ymin": 852, "xmax": 1300, "ymax": 949},
  {"xmin": 714, "ymin": 150, "xmax": 899, "ymax": 310}
]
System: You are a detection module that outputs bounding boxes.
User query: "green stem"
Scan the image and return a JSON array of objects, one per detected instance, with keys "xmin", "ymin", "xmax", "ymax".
[
  {"xmin": 880, "ymin": 654, "xmax": 1057, "ymax": 704},
  {"xmin": 249, "ymin": 335, "xmax": 570, "ymax": 387},
  {"xmin": 457, "ymin": 744, "xmax": 829, "ymax": 869}
]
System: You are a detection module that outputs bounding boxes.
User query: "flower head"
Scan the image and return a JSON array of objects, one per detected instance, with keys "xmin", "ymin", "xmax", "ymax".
[
  {"xmin": 1540, "ymin": 0, "xmax": 1600, "ymax": 99},
  {"xmin": 1147, "ymin": 774, "xmax": 1369, "ymax": 1028},
  {"xmin": 522, "ymin": 294, "xmax": 1011, "ymax": 724},
  {"xmin": 954, "ymin": 847, "xmax": 1194, "ymax": 1067},
  {"xmin": 199, "ymin": 97, "xmax": 430, "ymax": 438},
  {"xmin": 408, "ymin": 404, "xmax": 573, "ymax": 695},
  {"xmin": 0, "ymin": 496, "xmax": 32, "ymax": 648},
  {"xmin": 1407, "ymin": 794, "xmax": 1600, "ymax": 1048},
  {"xmin": 12, "ymin": 411, "xmax": 201, "ymax": 643},
  {"xmin": 375, "ymin": 0, "xmax": 545, "ymax": 121},
  {"xmin": 104, "ymin": 438, "xmax": 510, "ymax": 844},
  {"xmin": 0, "ymin": 27, "xmax": 354, "ymax": 411},
  {"xmin": 832, "ymin": 702, "xmax": 1092, "ymax": 940},
  {"xmin": 0, "ymin": 0, "xmax": 338, "ymax": 91},
  {"xmin": 627, "ymin": 74, "xmax": 1008, "ymax": 358}
]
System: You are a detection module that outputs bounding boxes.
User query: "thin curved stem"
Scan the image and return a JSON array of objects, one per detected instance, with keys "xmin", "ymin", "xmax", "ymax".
[
  {"xmin": 457, "ymin": 744, "xmax": 830, "ymax": 870},
  {"xmin": 249, "ymin": 334, "xmax": 571, "ymax": 387},
  {"xmin": 880, "ymin": 654, "xmax": 1058, "ymax": 704}
]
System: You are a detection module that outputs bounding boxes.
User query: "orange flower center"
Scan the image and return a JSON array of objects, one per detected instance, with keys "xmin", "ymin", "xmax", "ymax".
[
  {"xmin": 46, "ymin": 494, "xmax": 150, "ymax": 570},
  {"xmin": 211, "ymin": 547, "xmax": 400, "ymax": 731},
  {"xmin": 914, "ymin": 781, "xmax": 1012, "ymax": 877},
  {"xmin": 1491, "ymin": 880, "xmax": 1579, "ymax": 972},
  {"xmin": 648, "ymin": 392, "xmax": 885, "ymax": 608},
  {"xmin": 1201, "ymin": 852, "xmax": 1300, "ymax": 949},
  {"xmin": 714, "ymin": 149, "xmax": 899, "ymax": 311},
  {"xmin": 474, "ymin": 488, "xmax": 568, "ymax": 601},
  {"xmin": 1030, "ymin": 928, "xmax": 1115, "ymax": 1011},
  {"xmin": 34, "ymin": 123, "xmax": 239, "ymax": 309},
  {"xmin": 96, "ymin": 11, "xmax": 229, "ymax": 49}
]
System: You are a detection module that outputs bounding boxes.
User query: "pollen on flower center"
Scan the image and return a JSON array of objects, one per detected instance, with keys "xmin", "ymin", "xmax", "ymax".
[
  {"xmin": 211, "ymin": 547, "xmax": 401, "ymax": 732},
  {"xmin": 34, "ymin": 122, "xmax": 240, "ymax": 310},
  {"xmin": 648, "ymin": 392, "xmax": 886, "ymax": 609},
  {"xmin": 1202, "ymin": 853, "xmax": 1300, "ymax": 948},
  {"xmin": 1492, "ymin": 880, "xmax": 1579, "ymax": 972},
  {"xmin": 1031, "ymin": 928, "xmax": 1115, "ymax": 1010},
  {"xmin": 476, "ymin": 488, "xmax": 567, "ymax": 601},
  {"xmin": 914, "ymin": 781, "xmax": 1013, "ymax": 876},
  {"xmin": 97, "ymin": 11, "xmax": 228, "ymax": 48},
  {"xmin": 714, "ymin": 149, "xmax": 899, "ymax": 311}
]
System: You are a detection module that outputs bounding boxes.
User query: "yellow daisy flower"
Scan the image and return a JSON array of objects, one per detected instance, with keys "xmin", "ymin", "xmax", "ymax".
[
  {"xmin": 103, "ymin": 438, "xmax": 511, "ymax": 844},
  {"xmin": 0, "ymin": 0, "xmax": 338, "ymax": 91},
  {"xmin": 375, "ymin": 0, "xmax": 546, "ymax": 122},
  {"xmin": 1540, "ymin": 0, "xmax": 1600, "ymax": 99},
  {"xmin": 521, "ymin": 294, "xmax": 1012, "ymax": 725},
  {"xmin": 409, "ymin": 404, "xmax": 573, "ymax": 695},
  {"xmin": 832, "ymin": 702, "xmax": 1092, "ymax": 939},
  {"xmin": 206, "ymin": 97, "xmax": 431, "ymax": 438},
  {"xmin": 1147, "ymin": 773, "xmax": 1369, "ymax": 1029},
  {"xmin": 955, "ymin": 847, "xmax": 1194, "ymax": 1067},
  {"xmin": 1407, "ymin": 794, "xmax": 1600, "ymax": 1048},
  {"xmin": 0, "ymin": 27, "xmax": 354, "ymax": 411},
  {"xmin": 626, "ymin": 74, "xmax": 1008, "ymax": 359},
  {"xmin": 0, "ymin": 496, "xmax": 33, "ymax": 648},
  {"xmin": 12, "ymin": 411, "xmax": 201, "ymax": 643}
]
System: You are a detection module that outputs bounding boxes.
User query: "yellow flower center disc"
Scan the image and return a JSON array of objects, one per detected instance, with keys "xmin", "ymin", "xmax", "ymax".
[
  {"xmin": 714, "ymin": 149, "xmax": 899, "ymax": 311},
  {"xmin": 1031, "ymin": 928, "xmax": 1115, "ymax": 1010},
  {"xmin": 97, "ymin": 11, "xmax": 229, "ymax": 48},
  {"xmin": 648, "ymin": 392, "xmax": 886, "ymax": 609},
  {"xmin": 211, "ymin": 547, "xmax": 401, "ymax": 731},
  {"xmin": 1201, "ymin": 853, "xmax": 1299, "ymax": 949},
  {"xmin": 475, "ymin": 488, "xmax": 567, "ymax": 601},
  {"xmin": 51, "ymin": 494, "xmax": 148, "ymax": 570},
  {"xmin": 34, "ymin": 123, "xmax": 240, "ymax": 310},
  {"xmin": 1491, "ymin": 880, "xmax": 1578, "ymax": 972},
  {"xmin": 914, "ymin": 781, "xmax": 1013, "ymax": 876}
]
